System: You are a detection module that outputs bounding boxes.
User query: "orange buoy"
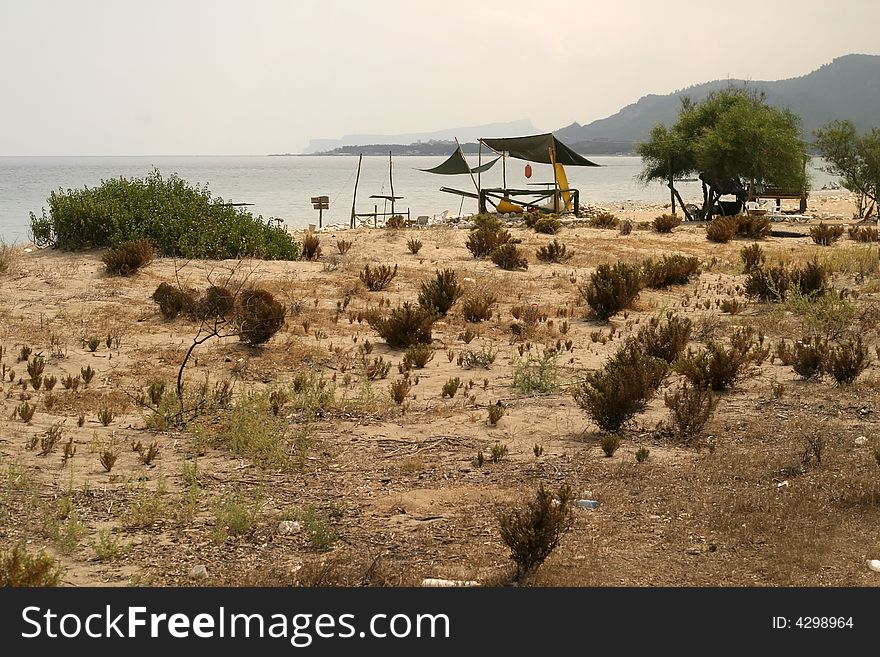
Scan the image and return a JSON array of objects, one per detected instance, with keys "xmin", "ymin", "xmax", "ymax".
[{"xmin": 524, "ymin": 163, "xmax": 532, "ymax": 179}]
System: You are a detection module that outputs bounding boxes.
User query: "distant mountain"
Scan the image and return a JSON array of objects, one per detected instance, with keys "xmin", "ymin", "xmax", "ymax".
[
  {"xmin": 303, "ymin": 119, "xmax": 539, "ymax": 154},
  {"xmin": 555, "ymin": 54, "xmax": 880, "ymax": 153}
]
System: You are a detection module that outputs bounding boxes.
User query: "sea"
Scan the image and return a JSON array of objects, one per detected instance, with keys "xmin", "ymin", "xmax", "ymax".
[{"xmin": 0, "ymin": 155, "xmax": 839, "ymax": 244}]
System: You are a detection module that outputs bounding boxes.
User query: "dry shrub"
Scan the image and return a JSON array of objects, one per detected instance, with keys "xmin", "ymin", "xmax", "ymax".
[
  {"xmin": 579, "ymin": 261, "xmax": 643, "ymax": 321},
  {"xmin": 490, "ymin": 243, "xmax": 528, "ymax": 270},
  {"xmin": 810, "ymin": 223, "xmax": 844, "ymax": 246},
  {"xmin": 740, "ymin": 243, "xmax": 765, "ymax": 273},
  {"xmin": 635, "ymin": 314, "xmax": 692, "ymax": 363},
  {"xmin": 199, "ymin": 285, "xmax": 235, "ymax": 318},
  {"xmin": 102, "ymin": 238, "xmax": 154, "ymax": 276},
  {"xmin": 237, "ymin": 288, "xmax": 286, "ymax": 345},
  {"xmin": 823, "ymin": 338, "xmax": 870, "ymax": 386},
  {"xmin": 664, "ymin": 383, "xmax": 717, "ymax": 441},
  {"xmin": 466, "ymin": 219, "xmax": 513, "ymax": 258},
  {"xmin": 652, "ymin": 213, "xmax": 681, "ymax": 233},
  {"xmin": 301, "ymin": 233, "xmax": 322, "ymax": 260},
  {"xmin": 589, "ymin": 212, "xmax": 619, "ymax": 229},
  {"xmin": 535, "ymin": 239, "xmax": 573, "ymax": 263},
  {"xmin": 0, "ymin": 545, "xmax": 62, "ymax": 587},
  {"xmin": 151, "ymin": 282, "xmax": 196, "ymax": 319},
  {"xmin": 389, "ymin": 377, "xmax": 411, "ymax": 404},
  {"xmin": 848, "ymin": 226, "xmax": 878, "ymax": 242},
  {"xmin": 488, "ymin": 402, "xmax": 505, "ymax": 425},
  {"xmin": 385, "ymin": 214, "xmax": 406, "ymax": 229},
  {"xmin": 674, "ymin": 327, "xmax": 765, "ymax": 391},
  {"xmin": 642, "ymin": 254, "xmax": 700, "ymax": 289},
  {"xmin": 406, "ymin": 237, "xmax": 423, "ymax": 254},
  {"xmin": 359, "ymin": 264, "xmax": 398, "ymax": 291},
  {"xmin": 789, "ymin": 336, "xmax": 827, "ymax": 380},
  {"xmin": 336, "ymin": 239, "xmax": 352, "ymax": 255},
  {"xmin": 791, "ymin": 260, "xmax": 828, "ymax": 297},
  {"xmin": 367, "ymin": 303, "xmax": 436, "ymax": 348},
  {"xmin": 744, "ymin": 265, "xmax": 790, "ymax": 302},
  {"xmin": 618, "ymin": 219, "xmax": 633, "ymax": 235},
  {"xmin": 572, "ymin": 341, "xmax": 667, "ymax": 432},
  {"xmin": 461, "ymin": 291, "xmax": 497, "ymax": 322},
  {"xmin": 498, "ymin": 483, "xmax": 574, "ymax": 581},
  {"xmin": 402, "ymin": 343, "xmax": 434, "ymax": 369},
  {"xmin": 0, "ymin": 240, "xmax": 16, "ymax": 275},
  {"xmin": 706, "ymin": 216, "xmax": 739, "ymax": 243},
  {"xmin": 533, "ymin": 216, "xmax": 561, "ymax": 234},
  {"xmin": 736, "ymin": 215, "xmax": 771, "ymax": 239},
  {"xmin": 418, "ymin": 269, "xmax": 463, "ymax": 316}
]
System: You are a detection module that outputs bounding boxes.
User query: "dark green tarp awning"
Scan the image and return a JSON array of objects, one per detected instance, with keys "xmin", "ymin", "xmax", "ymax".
[
  {"xmin": 420, "ymin": 146, "xmax": 500, "ymax": 175},
  {"xmin": 480, "ymin": 133, "xmax": 599, "ymax": 166}
]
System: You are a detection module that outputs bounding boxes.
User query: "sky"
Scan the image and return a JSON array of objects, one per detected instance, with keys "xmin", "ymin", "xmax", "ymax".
[{"xmin": 1, "ymin": 0, "xmax": 878, "ymax": 155}]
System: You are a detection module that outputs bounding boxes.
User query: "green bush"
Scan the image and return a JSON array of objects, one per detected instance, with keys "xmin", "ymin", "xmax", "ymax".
[
  {"xmin": 588, "ymin": 212, "xmax": 619, "ymax": 229},
  {"xmin": 674, "ymin": 327, "xmax": 765, "ymax": 391},
  {"xmin": 634, "ymin": 315, "xmax": 692, "ymax": 363},
  {"xmin": 102, "ymin": 239, "xmax": 154, "ymax": 276},
  {"xmin": 0, "ymin": 544, "xmax": 62, "ymax": 587},
  {"xmin": 740, "ymin": 243, "xmax": 765, "ymax": 273},
  {"xmin": 490, "ymin": 243, "xmax": 529, "ymax": 270},
  {"xmin": 30, "ymin": 169, "xmax": 298, "ymax": 259},
  {"xmin": 579, "ymin": 261, "xmax": 643, "ymax": 321},
  {"xmin": 736, "ymin": 215, "xmax": 771, "ymax": 239},
  {"xmin": 642, "ymin": 254, "xmax": 700, "ymax": 289},
  {"xmin": 744, "ymin": 265, "xmax": 790, "ymax": 302},
  {"xmin": 418, "ymin": 269, "xmax": 463, "ymax": 316},
  {"xmin": 461, "ymin": 291, "xmax": 497, "ymax": 322},
  {"xmin": 823, "ymin": 338, "xmax": 870, "ymax": 386},
  {"xmin": 572, "ymin": 341, "xmax": 667, "ymax": 432},
  {"xmin": 466, "ymin": 227, "xmax": 512, "ymax": 258},
  {"xmin": 367, "ymin": 303, "xmax": 436, "ymax": 348}
]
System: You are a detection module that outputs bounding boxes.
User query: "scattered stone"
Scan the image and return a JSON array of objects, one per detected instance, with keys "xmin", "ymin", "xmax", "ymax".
[
  {"xmin": 855, "ymin": 436, "xmax": 868, "ymax": 446},
  {"xmin": 189, "ymin": 564, "xmax": 208, "ymax": 580},
  {"xmin": 277, "ymin": 520, "xmax": 302, "ymax": 535},
  {"xmin": 868, "ymin": 560, "xmax": 880, "ymax": 573}
]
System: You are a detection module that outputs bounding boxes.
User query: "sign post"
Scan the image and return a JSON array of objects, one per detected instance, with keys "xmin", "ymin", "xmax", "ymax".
[{"xmin": 310, "ymin": 196, "xmax": 329, "ymax": 229}]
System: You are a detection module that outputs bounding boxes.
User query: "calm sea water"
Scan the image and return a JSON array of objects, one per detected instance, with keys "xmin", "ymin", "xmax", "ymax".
[{"xmin": 0, "ymin": 155, "xmax": 837, "ymax": 243}]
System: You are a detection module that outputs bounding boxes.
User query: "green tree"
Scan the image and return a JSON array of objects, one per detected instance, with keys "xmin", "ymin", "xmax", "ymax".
[
  {"xmin": 638, "ymin": 87, "xmax": 808, "ymax": 220},
  {"xmin": 814, "ymin": 120, "xmax": 880, "ymax": 218}
]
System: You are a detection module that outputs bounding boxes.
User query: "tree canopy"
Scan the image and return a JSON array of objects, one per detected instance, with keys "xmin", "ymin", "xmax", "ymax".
[
  {"xmin": 814, "ymin": 119, "xmax": 880, "ymax": 218},
  {"xmin": 637, "ymin": 87, "xmax": 808, "ymax": 218}
]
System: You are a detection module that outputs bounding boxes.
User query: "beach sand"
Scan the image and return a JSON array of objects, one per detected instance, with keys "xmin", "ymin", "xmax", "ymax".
[{"xmin": 2, "ymin": 191, "xmax": 879, "ymax": 587}]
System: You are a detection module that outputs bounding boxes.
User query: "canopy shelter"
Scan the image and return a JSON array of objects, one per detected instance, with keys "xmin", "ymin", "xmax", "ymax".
[
  {"xmin": 479, "ymin": 133, "xmax": 600, "ymax": 167},
  {"xmin": 419, "ymin": 145, "xmax": 500, "ymax": 175}
]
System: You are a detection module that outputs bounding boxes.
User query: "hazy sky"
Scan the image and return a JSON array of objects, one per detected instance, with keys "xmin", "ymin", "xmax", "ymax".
[{"xmin": 1, "ymin": 0, "xmax": 877, "ymax": 155}]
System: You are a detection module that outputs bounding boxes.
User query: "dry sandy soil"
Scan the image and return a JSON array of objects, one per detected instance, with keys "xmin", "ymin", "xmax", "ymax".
[{"xmin": 2, "ymin": 191, "xmax": 879, "ymax": 587}]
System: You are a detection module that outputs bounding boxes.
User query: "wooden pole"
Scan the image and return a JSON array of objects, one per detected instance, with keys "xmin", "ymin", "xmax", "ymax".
[
  {"xmin": 389, "ymin": 151, "xmax": 395, "ymax": 218},
  {"xmin": 457, "ymin": 137, "xmax": 480, "ymax": 195},
  {"xmin": 350, "ymin": 153, "xmax": 363, "ymax": 228},
  {"xmin": 549, "ymin": 144, "xmax": 559, "ymax": 214},
  {"xmin": 668, "ymin": 154, "xmax": 676, "ymax": 214}
]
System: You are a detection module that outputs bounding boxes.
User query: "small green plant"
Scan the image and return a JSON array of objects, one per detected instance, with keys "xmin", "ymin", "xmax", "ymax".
[
  {"xmin": 652, "ymin": 213, "xmax": 681, "ymax": 233},
  {"xmin": 512, "ymin": 352, "xmax": 559, "ymax": 394},
  {"xmin": 498, "ymin": 483, "xmax": 574, "ymax": 581},
  {"xmin": 213, "ymin": 492, "xmax": 260, "ymax": 541},
  {"xmin": 137, "ymin": 441, "xmax": 161, "ymax": 465},
  {"xmin": 389, "ymin": 377, "xmax": 411, "ymax": 404},
  {"xmin": 27, "ymin": 355, "xmax": 45, "ymax": 380},
  {"xmin": 99, "ymin": 446, "xmax": 118, "ymax": 472},
  {"xmin": 474, "ymin": 450, "xmax": 485, "ymax": 467},
  {"xmin": 298, "ymin": 506, "xmax": 338, "ymax": 551},
  {"xmin": 43, "ymin": 374, "xmax": 57, "ymax": 391},
  {"xmin": 359, "ymin": 263, "xmax": 398, "ymax": 291},
  {"xmin": 92, "ymin": 530, "xmax": 130, "ymax": 561},
  {"xmin": 490, "ymin": 442, "xmax": 508, "ymax": 462},
  {"xmin": 535, "ymin": 239, "xmax": 573, "ymax": 263},
  {"xmin": 533, "ymin": 443, "xmax": 544, "ymax": 457},
  {"xmin": 97, "ymin": 406, "xmax": 114, "ymax": 426},
  {"xmin": 61, "ymin": 373, "xmax": 80, "ymax": 390},
  {"xmin": 533, "ymin": 216, "xmax": 561, "ymax": 234},
  {"xmin": 810, "ymin": 222, "xmax": 845, "ymax": 245},
  {"xmin": 635, "ymin": 446, "xmax": 650, "ymax": 463},
  {"xmin": 102, "ymin": 239, "xmax": 154, "ymax": 275},
  {"xmin": 406, "ymin": 237, "xmax": 423, "ymax": 254},
  {"xmin": 336, "ymin": 238, "xmax": 352, "ymax": 254},
  {"xmin": 16, "ymin": 401, "xmax": 36, "ymax": 424},
  {"xmin": 39, "ymin": 424, "xmax": 64, "ymax": 456},
  {"xmin": 86, "ymin": 335, "xmax": 100, "ymax": 352},
  {"xmin": 442, "ymin": 377, "xmax": 461, "ymax": 398},
  {"xmin": 600, "ymin": 432, "xmax": 621, "ymax": 457},
  {"xmin": 490, "ymin": 243, "xmax": 529, "ymax": 270},
  {"xmin": 18, "ymin": 345, "xmax": 32, "ymax": 362},
  {"xmin": 146, "ymin": 379, "xmax": 167, "ymax": 406},
  {"xmin": 418, "ymin": 268, "xmax": 463, "ymax": 316},
  {"xmin": 80, "ymin": 365, "xmax": 96, "ymax": 385},
  {"xmin": 458, "ymin": 343, "xmax": 497, "ymax": 369},
  {"xmin": 402, "ymin": 343, "xmax": 434, "ymax": 369},
  {"xmin": 301, "ymin": 233, "xmax": 322, "ymax": 260},
  {"xmin": 466, "ymin": 224, "xmax": 512, "ymax": 258},
  {"xmin": 364, "ymin": 356, "xmax": 391, "ymax": 380},
  {"xmin": 720, "ymin": 298, "xmax": 742, "ymax": 314}
]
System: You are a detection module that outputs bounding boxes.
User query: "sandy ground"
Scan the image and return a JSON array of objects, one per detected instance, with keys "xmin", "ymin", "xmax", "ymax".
[{"xmin": 2, "ymin": 191, "xmax": 879, "ymax": 587}]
